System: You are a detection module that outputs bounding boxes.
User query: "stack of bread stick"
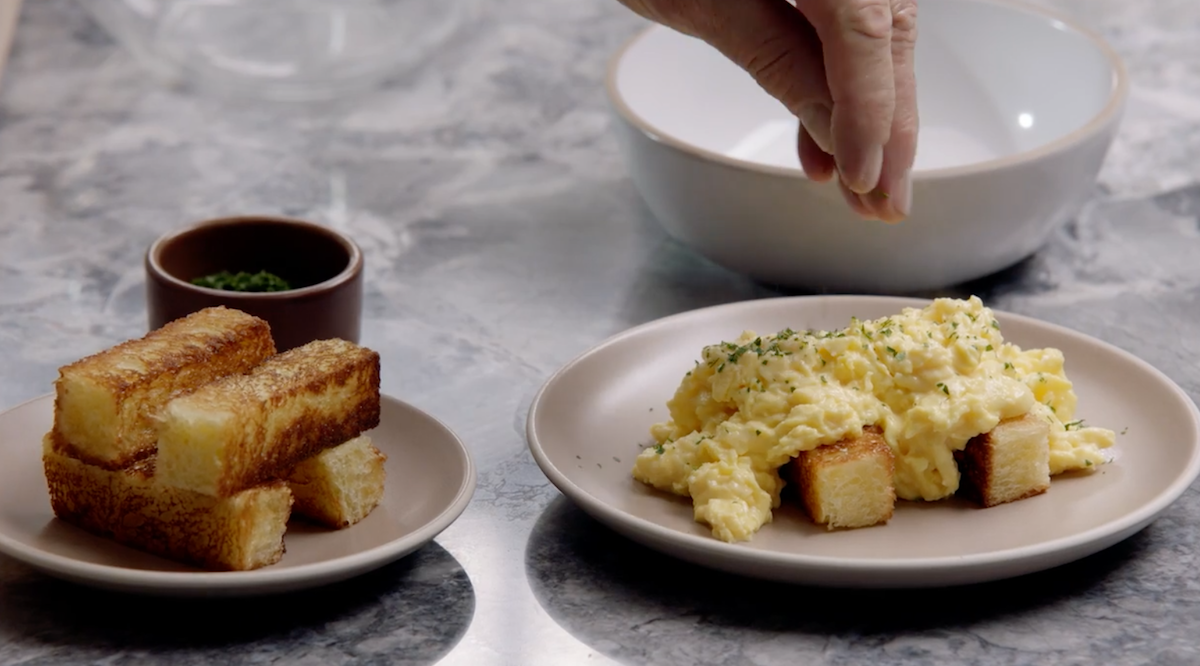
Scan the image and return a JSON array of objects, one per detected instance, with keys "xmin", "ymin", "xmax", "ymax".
[{"xmin": 43, "ymin": 306, "xmax": 386, "ymax": 570}]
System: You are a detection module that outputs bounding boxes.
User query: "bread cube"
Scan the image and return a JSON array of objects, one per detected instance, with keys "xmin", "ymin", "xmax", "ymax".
[
  {"xmin": 956, "ymin": 413, "xmax": 1051, "ymax": 507},
  {"xmin": 788, "ymin": 426, "xmax": 896, "ymax": 529}
]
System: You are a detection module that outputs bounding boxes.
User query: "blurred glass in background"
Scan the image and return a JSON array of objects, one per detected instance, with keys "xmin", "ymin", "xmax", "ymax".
[{"xmin": 79, "ymin": 0, "xmax": 462, "ymax": 101}]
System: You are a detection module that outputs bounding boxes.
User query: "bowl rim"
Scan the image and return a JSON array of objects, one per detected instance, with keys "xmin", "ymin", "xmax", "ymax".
[
  {"xmin": 144, "ymin": 214, "xmax": 364, "ymax": 300},
  {"xmin": 604, "ymin": 0, "xmax": 1130, "ymax": 182}
]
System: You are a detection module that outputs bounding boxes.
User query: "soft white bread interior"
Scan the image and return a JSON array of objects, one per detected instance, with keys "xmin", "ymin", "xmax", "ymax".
[
  {"xmin": 787, "ymin": 426, "xmax": 896, "ymax": 530},
  {"xmin": 286, "ymin": 435, "xmax": 387, "ymax": 529},
  {"xmin": 956, "ymin": 413, "xmax": 1051, "ymax": 508}
]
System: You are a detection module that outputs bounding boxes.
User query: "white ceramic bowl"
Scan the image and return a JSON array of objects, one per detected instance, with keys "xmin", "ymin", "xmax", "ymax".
[{"xmin": 607, "ymin": 0, "xmax": 1127, "ymax": 293}]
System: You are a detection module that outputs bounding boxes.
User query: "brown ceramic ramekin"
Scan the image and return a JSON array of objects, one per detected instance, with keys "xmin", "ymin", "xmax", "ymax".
[{"xmin": 145, "ymin": 215, "xmax": 363, "ymax": 352}]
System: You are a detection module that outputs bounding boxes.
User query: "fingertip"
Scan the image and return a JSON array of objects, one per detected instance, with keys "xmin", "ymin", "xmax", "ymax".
[
  {"xmin": 890, "ymin": 168, "xmax": 913, "ymax": 219},
  {"xmin": 799, "ymin": 127, "xmax": 836, "ymax": 182},
  {"xmin": 837, "ymin": 177, "xmax": 878, "ymax": 221},
  {"xmin": 798, "ymin": 103, "xmax": 834, "ymax": 155},
  {"xmin": 837, "ymin": 142, "xmax": 885, "ymax": 195},
  {"xmin": 856, "ymin": 185, "xmax": 908, "ymax": 224}
]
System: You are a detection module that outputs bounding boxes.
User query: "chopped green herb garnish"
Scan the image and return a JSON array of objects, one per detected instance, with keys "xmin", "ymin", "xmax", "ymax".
[
  {"xmin": 191, "ymin": 270, "xmax": 291, "ymax": 292},
  {"xmin": 1064, "ymin": 420, "xmax": 1084, "ymax": 431},
  {"xmin": 654, "ymin": 444, "xmax": 665, "ymax": 455},
  {"xmin": 991, "ymin": 320, "xmax": 1001, "ymax": 330},
  {"xmin": 936, "ymin": 382, "xmax": 949, "ymax": 396},
  {"xmin": 985, "ymin": 344, "xmax": 994, "ymax": 351},
  {"xmin": 1085, "ymin": 459, "xmax": 1093, "ymax": 466},
  {"xmin": 1004, "ymin": 362, "xmax": 1014, "ymax": 370}
]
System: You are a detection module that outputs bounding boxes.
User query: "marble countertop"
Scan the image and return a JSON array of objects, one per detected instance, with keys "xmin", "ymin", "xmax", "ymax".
[{"xmin": 2, "ymin": 1, "xmax": 1200, "ymax": 664}]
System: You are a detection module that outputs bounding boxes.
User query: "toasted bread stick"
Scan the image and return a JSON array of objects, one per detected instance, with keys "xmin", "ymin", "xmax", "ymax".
[
  {"xmin": 52, "ymin": 307, "xmax": 275, "ymax": 469},
  {"xmin": 43, "ymin": 434, "xmax": 292, "ymax": 571},
  {"xmin": 155, "ymin": 338, "xmax": 381, "ymax": 497}
]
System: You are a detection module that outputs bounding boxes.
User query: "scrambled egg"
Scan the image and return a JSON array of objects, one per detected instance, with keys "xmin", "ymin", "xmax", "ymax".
[{"xmin": 632, "ymin": 296, "xmax": 1115, "ymax": 543}]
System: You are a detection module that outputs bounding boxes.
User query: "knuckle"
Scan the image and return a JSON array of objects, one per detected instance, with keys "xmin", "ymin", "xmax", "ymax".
[
  {"xmin": 838, "ymin": 0, "xmax": 894, "ymax": 41},
  {"xmin": 628, "ymin": 0, "xmax": 703, "ymax": 35},
  {"xmin": 833, "ymin": 94, "xmax": 895, "ymax": 142},
  {"xmin": 853, "ymin": 96, "xmax": 897, "ymax": 129},
  {"xmin": 741, "ymin": 38, "xmax": 813, "ymax": 111}
]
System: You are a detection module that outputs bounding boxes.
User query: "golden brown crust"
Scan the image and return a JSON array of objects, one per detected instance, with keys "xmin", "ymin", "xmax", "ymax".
[
  {"xmin": 788, "ymin": 426, "xmax": 896, "ymax": 527},
  {"xmin": 51, "ymin": 307, "xmax": 275, "ymax": 469},
  {"xmin": 43, "ymin": 436, "xmax": 292, "ymax": 571},
  {"xmin": 955, "ymin": 433, "xmax": 995, "ymax": 506},
  {"xmin": 156, "ymin": 338, "xmax": 381, "ymax": 497}
]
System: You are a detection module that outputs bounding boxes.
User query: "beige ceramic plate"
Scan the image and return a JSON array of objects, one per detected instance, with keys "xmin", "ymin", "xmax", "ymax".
[
  {"xmin": 0, "ymin": 394, "xmax": 476, "ymax": 596},
  {"xmin": 527, "ymin": 296, "xmax": 1200, "ymax": 588}
]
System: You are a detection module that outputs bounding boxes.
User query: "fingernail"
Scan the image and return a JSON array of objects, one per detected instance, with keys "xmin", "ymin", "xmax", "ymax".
[
  {"xmin": 838, "ymin": 176, "xmax": 877, "ymax": 220},
  {"xmin": 892, "ymin": 169, "xmax": 913, "ymax": 218},
  {"xmin": 840, "ymin": 144, "xmax": 884, "ymax": 195},
  {"xmin": 798, "ymin": 104, "xmax": 833, "ymax": 155}
]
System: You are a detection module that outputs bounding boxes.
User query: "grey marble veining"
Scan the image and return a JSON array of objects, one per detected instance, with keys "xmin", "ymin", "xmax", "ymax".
[
  {"xmin": 526, "ymin": 497, "xmax": 1200, "ymax": 666},
  {"xmin": 0, "ymin": 543, "xmax": 475, "ymax": 665},
  {"xmin": 1, "ymin": 0, "xmax": 1200, "ymax": 664}
]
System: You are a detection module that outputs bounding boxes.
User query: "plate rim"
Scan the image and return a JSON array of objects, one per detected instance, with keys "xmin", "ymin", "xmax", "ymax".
[
  {"xmin": 526, "ymin": 294, "xmax": 1200, "ymax": 578},
  {"xmin": 0, "ymin": 393, "xmax": 477, "ymax": 594}
]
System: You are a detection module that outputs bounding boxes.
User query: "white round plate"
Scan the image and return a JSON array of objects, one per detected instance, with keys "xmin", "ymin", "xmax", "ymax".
[
  {"xmin": 526, "ymin": 296, "xmax": 1200, "ymax": 588},
  {"xmin": 0, "ymin": 394, "xmax": 476, "ymax": 596}
]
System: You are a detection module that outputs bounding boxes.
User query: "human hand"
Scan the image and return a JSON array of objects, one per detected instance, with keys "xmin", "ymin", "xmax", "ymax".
[{"xmin": 616, "ymin": 0, "xmax": 918, "ymax": 223}]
